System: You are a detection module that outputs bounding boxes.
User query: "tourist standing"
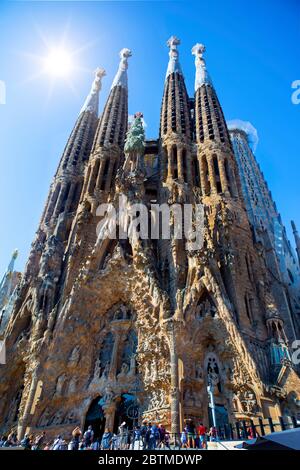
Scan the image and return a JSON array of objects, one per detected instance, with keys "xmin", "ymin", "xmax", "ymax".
[
  {"xmin": 72, "ymin": 426, "xmax": 82, "ymax": 450},
  {"xmin": 101, "ymin": 428, "xmax": 113, "ymax": 450},
  {"xmin": 140, "ymin": 420, "xmax": 148, "ymax": 449},
  {"xmin": 209, "ymin": 426, "xmax": 217, "ymax": 442},
  {"xmin": 196, "ymin": 422, "xmax": 207, "ymax": 449},
  {"xmin": 83, "ymin": 425, "xmax": 94, "ymax": 447}
]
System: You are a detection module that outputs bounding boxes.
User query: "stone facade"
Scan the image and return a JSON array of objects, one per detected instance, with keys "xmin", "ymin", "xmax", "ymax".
[
  {"xmin": 0, "ymin": 38, "xmax": 300, "ymax": 440},
  {"xmin": 229, "ymin": 124, "xmax": 300, "ymax": 341}
]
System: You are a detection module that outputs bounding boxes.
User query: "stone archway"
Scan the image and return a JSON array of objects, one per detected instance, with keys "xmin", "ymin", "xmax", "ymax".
[{"xmin": 84, "ymin": 396, "xmax": 106, "ymax": 439}]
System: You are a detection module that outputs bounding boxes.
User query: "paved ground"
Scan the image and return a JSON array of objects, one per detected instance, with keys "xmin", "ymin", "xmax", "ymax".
[{"xmin": 207, "ymin": 440, "xmax": 245, "ymax": 450}]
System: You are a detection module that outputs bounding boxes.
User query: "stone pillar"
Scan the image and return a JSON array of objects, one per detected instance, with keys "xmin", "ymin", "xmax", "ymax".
[
  {"xmin": 64, "ymin": 182, "xmax": 77, "ymax": 213},
  {"xmin": 199, "ymin": 155, "xmax": 208, "ymax": 196},
  {"xmin": 17, "ymin": 369, "xmax": 38, "ymax": 440},
  {"xmin": 96, "ymin": 158, "xmax": 106, "ymax": 190},
  {"xmin": 167, "ymin": 146, "xmax": 173, "ymax": 180},
  {"xmin": 177, "ymin": 146, "xmax": 183, "ymax": 180},
  {"xmin": 102, "ymin": 401, "xmax": 117, "ymax": 432},
  {"xmin": 87, "ymin": 159, "xmax": 99, "ymax": 195},
  {"xmin": 105, "ymin": 159, "xmax": 116, "ymax": 192},
  {"xmin": 53, "ymin": 184, "xmax": 67, "ymax": 218},
  {"xmin": 167, "ymin": 321, "xmax": 180, "ymax": 435},
  {"xmin": 218, "ymin": 159, "xmax": 230, "ymax": 195},
  {"xmin": 207, "ymin": 157, "xmax": 217, "ymax": 194},
  {"xmin": 44, "ymin": 185, "xmax": 60, "ymax": 222}
]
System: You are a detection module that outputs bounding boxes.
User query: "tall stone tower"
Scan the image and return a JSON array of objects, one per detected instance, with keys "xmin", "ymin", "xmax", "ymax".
[
  {"xmin": 229, "ymin": 123, "xmax": 300, "ymax": 341},
  {"xmin": 1, "ymin": 39, "xmax": 300, "ymax": 440},
  {"xmin": 0, "ymin": 250, "xmax": 21, "ymax": 335}
]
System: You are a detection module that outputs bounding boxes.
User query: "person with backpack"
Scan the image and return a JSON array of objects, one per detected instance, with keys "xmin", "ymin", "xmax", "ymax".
[
  {"xmin": 101, "ymin": 428, "xmax": 113, "ymax": 450},
  {"xmin": 140, "ymin": 420, "xmax": 148, "ymax": 449},
  {"xmin": 72, "ymin": 426, "xmax": 82, "ymax": 450},
  {"xmin": 92, "ymin": 437, "xmax": 101, "ymax": 450},
  {"xmin": 148, "ymin": 423, "xmax": 160, "ymax": 450},
  {"xmin": 83, "ymin": 425, "xmax": 94, "ymax": 447},
  {"xmin": 209, "ymin": 426, "xmax": 217, "ymax": 442},
  {"xmin": 21, "ymin": 433, "xmax": 31, "ymax": 450},
  {"xmin": 32, "ymin": 431, "xmax": 46, "ymax": 450},
  {"xmin": 186, "ymin": 419, "xmax": 196, "ymax": 448},
  {"xmin": 52, "ymin": 435, "xmax": 63, "ymax": 450},
  {"xmin": 158, "ymin": 424, "xmax": 166, "ymax": 448}
]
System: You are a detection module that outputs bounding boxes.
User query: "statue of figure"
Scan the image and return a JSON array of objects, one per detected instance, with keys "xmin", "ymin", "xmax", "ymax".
[
  {"xmin": 55, "ymin": 374, "xmax": 66, "ymax": 396},
  {"xmin": 123, "ymin": 113, "xmax": 145, "ymax": 174},
  {"xmin": 144, "ymin": 362, "xmax": 151, "ymax": 382},
  {"xmin": 117, "ymin": 362, "xmax": 129, "ymax": 378},
  {"xmin": 102, "ymin": 362, "xmax": 110, "ymax": 378},
  {"xmin": 195, "ymin": 364, "xmax": 203, "ymax": 380},
  {"xmin": 68, "ymin": 377, "xmax": 77, "ymax": 394},
  {"xmin": 69, "ymin": 346, "xmax": 81, "ymax": 366},
  {"xmin": 151, "ymin": 359, "xmax": 158, "ymax": 380},
  {"xmin": 102, "ymin": 388, "xmax": 115, "ymax": 404},
  {"xmin": 93, "ymin": 358, "xmax": 101, "ymax": 379},
  {"xmin": 129, "ymin": 354, "xmax": 136, "ymax": 375}
]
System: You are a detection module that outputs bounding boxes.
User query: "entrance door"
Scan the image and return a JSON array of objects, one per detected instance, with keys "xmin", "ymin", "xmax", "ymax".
[
  {"xmin": 84, "ymin": 396, "xmax": 106, "ymax": 439},
  {"xmin": 208, "ymin": 404, "xmax": 229, "ymax": 436},
  {"xmin": 113, "ymin": 394, "xmax": 137, "ymax": 433}
]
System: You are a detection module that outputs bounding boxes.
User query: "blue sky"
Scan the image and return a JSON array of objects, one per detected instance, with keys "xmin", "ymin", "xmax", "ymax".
[{"xmin": 0, "ymin": 0, "xmax": 299, "ymax": 275}]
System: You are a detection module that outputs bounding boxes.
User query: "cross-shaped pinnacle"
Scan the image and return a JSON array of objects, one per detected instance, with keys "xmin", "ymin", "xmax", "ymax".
[
  {"xmin": 191, "ymin": 43, "xmax": 206, "ymax": 58},
  {"xmin": 120, "ymin": 48, "xmax": 132, "ymax": 59},
  {"xmin": 167, "ymin": 36, "xmax": 181, "ymax": 49},
  {"xmin": 95, "ymin": 68, "xmax": 106, "ymax": 79}
]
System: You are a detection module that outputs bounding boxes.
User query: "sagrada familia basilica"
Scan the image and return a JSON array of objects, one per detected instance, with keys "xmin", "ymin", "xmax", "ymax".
[{"xmin": 1, "ymin": 36, "xmax": 300, "ymax": 439}]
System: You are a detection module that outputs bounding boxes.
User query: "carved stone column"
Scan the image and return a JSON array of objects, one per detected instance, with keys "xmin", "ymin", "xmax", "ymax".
[
  {"xmin": 167, "ymin": 145, "xmax": 173, "ymax": 180},
  {"xmin": 95, "ymin": 158, "xmax": 106, "ymax": 190},
  {"xmin": 218, "ymin": 158, "xmax": 230, "ymax": 196},
  {"xmin": 87, "ymin": 159, "xmax": 99, "ymax": 195},
  {"xmin": 64, "ymin": 182, "xmax": 77, "ymax": 213},
  {"xmin": 166, "ymin": 320, "xmax": 180, "ymax": 435},
  {"xmin": 102, "ymin": 401, "xmax": 117, "ymax": 432},
  {"xmin": 53, "ymin": 183, "xmax": 67, "ymax": 218},
  {"xmin": 177, "ymin": 146, "xmax": 183, "ymax": 180},
  {"xmin": 207, "ymin": 157, "xmax": 217, "ymax": 194},
  {"xmin": 17, "ymin": 367, "xmax": 39, "ymax": 440}
]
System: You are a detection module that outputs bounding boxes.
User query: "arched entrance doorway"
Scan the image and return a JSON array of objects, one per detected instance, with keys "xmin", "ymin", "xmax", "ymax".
[
  {"xmin": 84, "ymin": 396, "xmax": 106, "ymax": 439},
  {"xmin": 113, "ymin": 394, "xmax": 138, "ymax": 433}
]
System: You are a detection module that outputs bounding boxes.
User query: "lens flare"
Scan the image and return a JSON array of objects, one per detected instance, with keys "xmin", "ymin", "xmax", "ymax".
[{"xmin": 43, "ymin": 48, "xmax": 73, "ymax": 77}]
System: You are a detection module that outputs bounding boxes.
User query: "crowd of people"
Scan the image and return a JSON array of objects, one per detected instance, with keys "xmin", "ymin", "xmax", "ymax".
[{"xmin": 0, "ymin": 419, "xmax": 220, "ymax": 451}]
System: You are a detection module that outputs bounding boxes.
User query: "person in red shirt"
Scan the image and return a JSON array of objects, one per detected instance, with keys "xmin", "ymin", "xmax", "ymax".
[{"xmin": 196, "ymin": 423, "xmax": 207, "ymax": 449}]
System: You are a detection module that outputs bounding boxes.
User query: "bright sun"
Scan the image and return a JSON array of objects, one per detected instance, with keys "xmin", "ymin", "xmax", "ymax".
[{"xmin": 43, "ymin": 48, "xmax": 73, "ymax": 77}]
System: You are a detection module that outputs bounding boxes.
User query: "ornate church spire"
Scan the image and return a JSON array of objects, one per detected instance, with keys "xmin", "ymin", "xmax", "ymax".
[
  {"xmin": 0, "ymin": 250, "xmax": 18, "ymax": 308},
  {"xmin": 41, "ymin": 69, "xmax": 105, "ymax": 233},
  {"xmin": 191, "ymin": 43, "xmax": 213, "ymax": 90},
  {"xmin": 80, "ymin": 68, "xmax": 106, "ymax": 115},
  {"xmin": 111, "ymin": 48, "xmax": 132, "ymax": 89},
  {"xmin": 192, "ymin": 42, "xmax": 238, "ymax": 198},
  {"xmin": 160, "ymin": 36, "xmax": 192, "ymax": 185},
  {"xmin": 291, "ymin": 220, "xmax": 300, "ymax": 266},
  {"xmin": 92, "ymin": 48, "xmax": 132, "ymax": 153},
  {"xmin": 165, "ymin": 36, "xmax": 182, "ymax": 78}
]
